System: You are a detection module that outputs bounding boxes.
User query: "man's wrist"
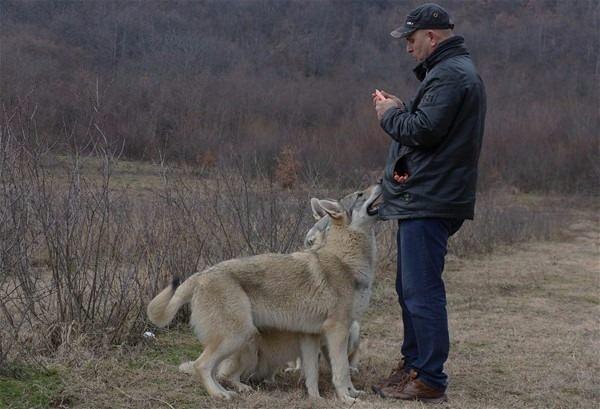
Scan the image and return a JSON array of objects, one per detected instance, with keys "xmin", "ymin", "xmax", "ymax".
[{"xmin": 379, "ymin": 106, "xmax": 401, "ymax": 123}]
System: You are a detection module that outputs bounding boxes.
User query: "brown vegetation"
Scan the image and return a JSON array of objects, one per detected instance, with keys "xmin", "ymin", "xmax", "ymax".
[
  {"xmin": 0, "ymin": 1, "xmax": 598, "ymax": 407},
  {"xmin": 0, "ymin": 111, "xmax": 324, "ymax": 366},
  {"xmin": 1, "ymin": 0, "xmax": 598, "ymax": 193}
]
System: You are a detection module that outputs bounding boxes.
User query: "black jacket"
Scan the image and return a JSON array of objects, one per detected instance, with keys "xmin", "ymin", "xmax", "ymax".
[{"xmin": 378, "ymin": 36, "xmax": 486, "ymax": 220}]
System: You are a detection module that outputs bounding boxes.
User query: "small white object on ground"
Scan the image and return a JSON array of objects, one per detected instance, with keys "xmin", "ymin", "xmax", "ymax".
[{"xmin": 143, "ymin": 331, "xmax": 156, "ymax": 338}]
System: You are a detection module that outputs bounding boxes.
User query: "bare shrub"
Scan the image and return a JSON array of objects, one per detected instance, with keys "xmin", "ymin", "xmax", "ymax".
[
  {"xmin": 0, "ymin": 109, "xmax": 150, "ymax": 365},
  {"xmin": 449, "ymin": 189, "xmax": 569, "ymax": 257},
  {"xmin": 0, "ymin": 111, "xmax": 316, "ymax": 365}
]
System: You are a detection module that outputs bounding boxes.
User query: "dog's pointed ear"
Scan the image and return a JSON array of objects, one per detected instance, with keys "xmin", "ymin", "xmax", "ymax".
[
  {"xmin": 310, "ymin": 197, "xmax": 327, "ymax": 220},
  {"xmin": 316, "ymin": 199, "xmax": 345, "ymax": 221}
]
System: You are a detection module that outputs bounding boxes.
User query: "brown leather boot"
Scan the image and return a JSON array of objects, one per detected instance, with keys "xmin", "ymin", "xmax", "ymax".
[
  {"xmin": 380, "ymin": 369, "xmax": 448, "ymax": 403},
  {"xmin": 371, "ymin": 358, "xmax": 411, "ymax": 396}
]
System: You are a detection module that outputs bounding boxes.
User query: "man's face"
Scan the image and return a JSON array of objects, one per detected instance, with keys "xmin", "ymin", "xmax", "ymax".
[{"xmin": 405, "ymin": 30, "xmax": 434, "ymax": 62}]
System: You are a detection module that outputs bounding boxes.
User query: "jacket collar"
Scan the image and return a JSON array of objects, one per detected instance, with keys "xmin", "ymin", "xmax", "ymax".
[{"xmin": 413, "ymin": 35, "xmax": 469, "ymax": 81}]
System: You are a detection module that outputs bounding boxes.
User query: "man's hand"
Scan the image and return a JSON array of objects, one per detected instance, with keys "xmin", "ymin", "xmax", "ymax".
[
  {"xmin": 372, "ymin": 89, "xmax": 404, "ymax": 121},
  {"xmin": 375, "ymin": 98, "xmax": 399, "ymax": 121},
  {"xmin": 373, "ymin": 89, "xmax": 403, "ymax": 107},
  {"xmin": 393, "ymin": 171, "xmax": 409, "ymax": 183}
]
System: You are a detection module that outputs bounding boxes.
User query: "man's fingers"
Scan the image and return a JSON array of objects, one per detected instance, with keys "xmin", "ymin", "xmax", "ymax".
[
  {"xmin": 381, "ymin": 90, "xmax": 401, "ymax": 103},
  {"xmin": 372, "ymin": 92, "xmax": 383, "ymax": 105}
]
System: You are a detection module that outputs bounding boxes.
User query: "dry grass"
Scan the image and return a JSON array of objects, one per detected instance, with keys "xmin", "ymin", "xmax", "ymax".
[
  {"xmin": 6, "ymin": 208, "xmax": 596, "ymax": 409},
  {"xmin": 1, "ymin": 142, "xmax": 597, "ymax": 408}
]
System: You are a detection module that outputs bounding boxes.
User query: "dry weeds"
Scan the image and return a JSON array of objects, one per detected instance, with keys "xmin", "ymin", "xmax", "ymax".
[{"xmin": 21, "ymin": 209, "xmax": 597, "ymax": 409}]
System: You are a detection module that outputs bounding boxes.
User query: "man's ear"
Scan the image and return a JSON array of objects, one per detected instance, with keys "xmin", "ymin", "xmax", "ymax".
[
  {"xmin": 310, "ymin": 198, "xmax": 327, "ymax": 220},
  {"xmin": 316, "ymin": 199, "xmax": 345, "ymax": 221},
  {"xmin": 427, "ymin": 30, "xmax": 436, "ymax": 46}
]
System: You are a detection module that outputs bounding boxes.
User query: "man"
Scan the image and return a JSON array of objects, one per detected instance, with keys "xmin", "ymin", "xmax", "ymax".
[{"xmin": 371, "ymin": 3, "xmax": 486, "ymax": 403}]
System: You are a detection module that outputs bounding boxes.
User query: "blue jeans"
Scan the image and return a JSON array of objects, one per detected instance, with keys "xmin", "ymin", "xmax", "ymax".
[{"xmin": 395, "ymin": 218, "xmax": 463, "ymax": 390}]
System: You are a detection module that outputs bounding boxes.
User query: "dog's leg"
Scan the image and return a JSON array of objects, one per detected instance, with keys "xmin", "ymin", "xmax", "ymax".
[
  {"xmin": 221, "ymin": 343, "xmax": 256, "ymax": 393},
  {"xmin": 322, "ymin": 320, "xmax": 357, "ymax": 402},
  {"xmin": 320, "ymin": 339, "xmax": 331, "ymax": 370},
  {"xmin": 348, "ymin": 349, "xmax": 360, "ymax": 374},
  {"xmin": 193, "ymin": 336, "xmax": 252, "ymax": 400},
  {"xmin": 189, "ymin": 278, "xmax": 258, "ymax": 399},
  {"xmin": 218, "ymin": 354, "xmax": 253, "ymax": 393},
  {"xmin": 300, "ymin": 335, "xmax": 321, "ymax": 399},
  {"xmin": 348, "ymin": 321, "xmax": 361, "ymax": 374},
  {"xmin": 192, "ymin": 343, "xmax": 234, "ymax": 399},
  {"xmin": 228, "ymin": 371, "xmax": 254, "ymax": 393}
]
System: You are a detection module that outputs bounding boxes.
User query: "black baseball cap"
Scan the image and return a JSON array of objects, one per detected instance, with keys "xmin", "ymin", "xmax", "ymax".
[{"xmin": 391, "ymin": 3, "xmax": 454, "ymax": 39}]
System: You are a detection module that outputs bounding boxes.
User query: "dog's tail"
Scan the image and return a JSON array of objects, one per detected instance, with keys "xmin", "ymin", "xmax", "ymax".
[{"xmin": 147, "ymin": 275, "xmax": 197, "ymax": 327}]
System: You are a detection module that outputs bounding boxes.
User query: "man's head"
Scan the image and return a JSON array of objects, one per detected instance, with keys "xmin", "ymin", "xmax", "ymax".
[{"xmin": 391, "ymin": 3, "xmax": 454, "ymax": 62}]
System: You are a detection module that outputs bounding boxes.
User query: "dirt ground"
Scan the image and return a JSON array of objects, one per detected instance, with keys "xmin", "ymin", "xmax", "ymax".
[{"xmin": 33, "ymin": 210, "xmax": 600, "ymax": 408}]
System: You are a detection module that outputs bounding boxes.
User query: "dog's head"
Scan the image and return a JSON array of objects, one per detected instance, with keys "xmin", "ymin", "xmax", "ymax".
[
  {"xmin": 304, "ymin": 183, "xmax": 382, "ymax": 246},
  {"xmin": 344, "ymin": 183, "xmax": 383, "ymax": 230}
]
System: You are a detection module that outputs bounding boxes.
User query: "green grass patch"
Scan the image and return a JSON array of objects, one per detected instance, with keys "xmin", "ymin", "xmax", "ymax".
[
  {"xmin": 130, "ymin": 329, "xmax": 203, "ymax": 369},
  {"xmin": 0, "ymin": 365, "xmax": 66, "ymax": 409}
]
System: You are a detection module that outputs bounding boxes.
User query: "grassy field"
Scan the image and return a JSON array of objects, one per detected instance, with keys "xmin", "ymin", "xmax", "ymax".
[{"xmin": 2, "ymin": 205, "xmax": 597, "ymax": 409}]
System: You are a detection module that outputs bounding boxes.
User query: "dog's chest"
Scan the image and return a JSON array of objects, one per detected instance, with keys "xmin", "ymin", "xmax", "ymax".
[
  {"xmin": 352, "ymin": 268, "xmax": 374, "ymax": 319},
  {"xmin": 352, "ymin": 236, "xmax": 376, "ymax": 319}
]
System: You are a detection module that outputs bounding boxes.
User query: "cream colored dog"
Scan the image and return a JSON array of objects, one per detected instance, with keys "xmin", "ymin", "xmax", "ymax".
[
  {"xmin": 147, "ymin": 184, "xmax": 381, "ymax": 401},
  {"xmin": 176, "ymin": 192, "xmax": 365, "ymax": 396}
]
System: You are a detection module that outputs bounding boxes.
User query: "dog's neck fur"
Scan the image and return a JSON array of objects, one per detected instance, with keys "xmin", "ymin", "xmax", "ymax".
[{"xmin": 318, "ymin": 222, "xmax": 376, "ymax": 275}]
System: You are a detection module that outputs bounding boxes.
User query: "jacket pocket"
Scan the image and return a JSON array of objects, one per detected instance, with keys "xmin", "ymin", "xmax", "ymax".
[
  {"xmin": 393, "ymin": 156, "xmax": 410, "ymax": 179},
  {"xmin": 384, "ymin": 153, "xmax": 414, "ymax": 198}
]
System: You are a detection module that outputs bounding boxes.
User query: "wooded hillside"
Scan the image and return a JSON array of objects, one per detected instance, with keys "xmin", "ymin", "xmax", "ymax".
[{"xmin": 1, "ymin": 0, "xmax": 597, "ymax": 192}]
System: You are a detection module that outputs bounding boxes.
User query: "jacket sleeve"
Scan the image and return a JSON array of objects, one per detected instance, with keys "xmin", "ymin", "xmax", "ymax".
[{"xmin": 380, "ymin": 76, "xmax": 463, "ymax": 148}]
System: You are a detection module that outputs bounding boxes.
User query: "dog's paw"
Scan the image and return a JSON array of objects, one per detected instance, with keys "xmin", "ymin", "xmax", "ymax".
[
  {"xmin": 214, "ymin": 390, "xmax": 237, "ymax": 400},
  {"xmin": 348, "ymin": 387, "xmax": 365, "ymax": 398},
  {"xmin": 233, "ymin": 382, "xmax": 253, "ymax": 393},
  {"xmin": 339, "ymin": 394, "xmax": 357, "ymax": 404},
  {"xmin": 178, "ymin": 361, "xmax": 195, "ymax": 375}
]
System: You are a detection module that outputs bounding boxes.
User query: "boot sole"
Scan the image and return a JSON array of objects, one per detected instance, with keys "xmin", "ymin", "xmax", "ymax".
[
  {"xmin": 378, "ymin": 391, "xmax": 448, "ymax": 403},
  {"xmin": 410, "ymin": 394, "xmax": 448, "ymax": 404}
]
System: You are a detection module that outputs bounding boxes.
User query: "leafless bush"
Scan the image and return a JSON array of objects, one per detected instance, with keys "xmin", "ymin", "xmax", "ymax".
[
  {"xmin": 0, "ymin": 108, "xmax": 148, "ymax": 366},
  {"xmin": 449, "ymin": 189, "xmax": 568, "ymax": 257},
  {"xmin": 0, "ymin": 110, "xmax": 317, "ymax": 366}
]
